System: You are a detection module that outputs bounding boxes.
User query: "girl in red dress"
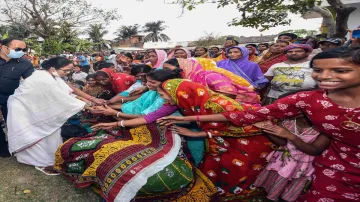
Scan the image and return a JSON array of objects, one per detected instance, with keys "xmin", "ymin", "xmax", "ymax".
[{"xmin": 159, "ymin": 47, "xmax": 360, "ymax": 201}]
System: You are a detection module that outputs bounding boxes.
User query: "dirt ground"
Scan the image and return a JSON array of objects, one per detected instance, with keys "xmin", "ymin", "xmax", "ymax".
[{"xmin": 0, "ymin": 157, "xmax": 100, "ymax": 202}]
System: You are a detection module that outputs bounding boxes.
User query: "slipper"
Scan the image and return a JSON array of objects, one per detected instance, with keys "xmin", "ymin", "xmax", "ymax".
[{"xmin": 35, "ymin": 166, "xmax": 61, "ymax": 176}]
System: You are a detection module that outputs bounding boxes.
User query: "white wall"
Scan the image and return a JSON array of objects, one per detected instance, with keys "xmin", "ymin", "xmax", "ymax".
[{"xmin": 347, "ymin": 3, "xmax": 360, "ymax": 30}]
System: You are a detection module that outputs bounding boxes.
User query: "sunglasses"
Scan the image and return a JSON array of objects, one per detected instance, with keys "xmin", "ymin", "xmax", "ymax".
[{"xmin": 6, "ymin": 46, "xmax": 27, "ymax": 52}]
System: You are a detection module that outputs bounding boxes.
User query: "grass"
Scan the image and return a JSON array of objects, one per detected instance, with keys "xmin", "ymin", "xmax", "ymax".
[{"xmin": 0, "ymin": 157, "xmax": 100, "ymax": 202}]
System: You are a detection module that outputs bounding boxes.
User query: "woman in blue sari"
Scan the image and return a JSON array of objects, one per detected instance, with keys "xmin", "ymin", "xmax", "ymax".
[{"xmin": 217, "ymin": 46, "xmax": 269, "ymax": 90}]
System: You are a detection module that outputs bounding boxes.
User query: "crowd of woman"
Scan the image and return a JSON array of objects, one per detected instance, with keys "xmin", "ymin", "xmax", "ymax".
[{"xmin": 5, "ymin": 33, "xmax": 360, "ymax": 202}]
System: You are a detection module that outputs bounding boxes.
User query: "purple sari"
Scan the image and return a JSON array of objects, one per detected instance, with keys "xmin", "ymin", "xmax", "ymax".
[{"xmin": 217, "ymin": 46, "xmax": 269, "ymax": 89}]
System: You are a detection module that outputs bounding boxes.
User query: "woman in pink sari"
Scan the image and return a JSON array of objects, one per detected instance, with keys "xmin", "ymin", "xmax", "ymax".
[
  {"xmin": 163, "ymin": 58, "xmax": 260, "ymax": 105},
  {"xmin": 146, "ymin": 49, "xmax": 167, "ymax": 69}
]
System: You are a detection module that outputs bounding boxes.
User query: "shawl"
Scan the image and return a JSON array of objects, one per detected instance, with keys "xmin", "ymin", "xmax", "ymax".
[
  {"xmin": 248, "ymin": 46, "xmax": 260, "ymax": 62},
  {"xmin": 100, "ymin": 68, "xmax": 136, "ymax": 94},
  {"xmin": 162, "ymin": 79, "xmax": 260, "ymax": 137},
  {"xmin": 152, "ymin": 49, "xmax": 168, "ymax": 69},
  {"xmin": 174, "ymin": 48, "xmax": 192, "ymax": 58},
  {"xmin": 216, "ymin": 46, "xmax": 268, "ymax": 89},
  {"xmin": 177, "ymin": 58, "xmax": 260, "ymax": 104},
  {"xmin": 7, "ymin": 70, "xmax": 85, "ymax": 153}
]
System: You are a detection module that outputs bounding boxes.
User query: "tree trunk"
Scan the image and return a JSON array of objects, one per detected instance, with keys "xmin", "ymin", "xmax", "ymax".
[
  {"xmin": 311, "ymin": 6, "xmax": 336, "ymax": 37},
  {"xmin": 327, "ymin": 0, "xmax": 357, "ymax": 38}
]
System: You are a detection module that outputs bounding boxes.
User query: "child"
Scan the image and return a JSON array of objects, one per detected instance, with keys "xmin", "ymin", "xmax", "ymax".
[
  {"xmin": 72, "ymin": 65, "xmax": 88, "ymax": 82},
  {"xmin": 83, "ymin": 74, "xmax": 104, "ymax": 98},
  {"xmin": 253, "ymin": 111, "xmax": 329, "ymax": 202}
]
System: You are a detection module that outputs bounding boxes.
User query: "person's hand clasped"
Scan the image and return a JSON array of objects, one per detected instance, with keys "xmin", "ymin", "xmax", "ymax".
[
  {"xmin": 254, "ymin": 121, "xmax": 295, "ymax": 140},
  {"xmin": 91, "ymin": 122, "xmax": 118, "ymax": 131},
  {"xmin": 92, "ymin": 98, "xmax": 107, "ymax": 105},
  {"xmin": 157, "ymin": 116, "xmax": 186, "ymax": 126},
  {"xmin": 91, "ymin": 105, "xmax": 118, "ymax": 116}
]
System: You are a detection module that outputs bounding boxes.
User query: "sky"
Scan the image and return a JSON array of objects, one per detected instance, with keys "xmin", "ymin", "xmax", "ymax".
[{"xmin": 89, "ymin": 0, "xmax": 323, "ymax": 42}]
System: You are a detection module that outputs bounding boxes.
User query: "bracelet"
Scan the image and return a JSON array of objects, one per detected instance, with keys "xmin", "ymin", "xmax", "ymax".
[
  {"xmin": 116, "ymin": 112, "xmax": 121, "ymax": 117},
  {"xmin": 207, "ymin": 132, "xmax": 213, "ymax": 138},
  {"xmin": 196, "ymin": 115, "xmax": 200, "ymax": 122},
  {"xmin": 120, "ymin": 120, "xmax": 125, "ymax": 127},
  {"xmin": 121, "ymin": 98, "xmax": 124, "ymax": 103}
]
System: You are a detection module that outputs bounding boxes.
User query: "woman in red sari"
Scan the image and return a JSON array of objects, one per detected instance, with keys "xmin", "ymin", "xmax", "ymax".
[
  {"xmin": 258, "ymin": 41, "xmax": 289, "ymax": 73},
  {"xmin": 95, "ymin": 68, "xmax": 136, "ymax": 94},
  {"xmin": 160, "ymin": 47, "xmax": 360, "ymax": 201},
  {"xmin": 158, "ymin": 79, "xmax": 273, "ymax": 201}
]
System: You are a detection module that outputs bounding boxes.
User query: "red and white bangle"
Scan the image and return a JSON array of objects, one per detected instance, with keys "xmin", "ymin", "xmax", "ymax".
[{"xmin": 207, "ymin": 132, "xmax": 213, "ymax": 138}]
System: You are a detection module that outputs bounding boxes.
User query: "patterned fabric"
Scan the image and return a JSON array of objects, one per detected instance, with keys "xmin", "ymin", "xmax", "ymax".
[
  {"xmin": 223, "ymin": 90, "xmax": 360, "ymax": 202},
  {"xmin": 195, "ymin": 58, "xmax": 252, "ymax": 88},
  {"xmin": 83, "ymin": 85, "xmax": 105, "ymax": 98},
  {"xmin": 284, "ymin": 44, "xmax": 313, "ymax": 53},
  {"xmin": 257, "ymin": 53, "xmax": 288, "ymax": 74},
  {"xmin": 248, "ymin": 47, "xmax": 260, "ymax": 63},
  {"xmin": 100, "ymin": 68, "xmax": 136, "ymax": 94},
  {"xmin": 216, "ymin": 46, "xmax": 268, "ymax": 89},
  {"xmin": 176, "ymin": 58, "xmax": 260, "ymax": 105},
  {"xmin": 55, "ymin": 124, "xmax": 183, "ymax": 201},
  {"xmin": 162, "ymin": 79, "xmax": 273, "ymax": 200}
]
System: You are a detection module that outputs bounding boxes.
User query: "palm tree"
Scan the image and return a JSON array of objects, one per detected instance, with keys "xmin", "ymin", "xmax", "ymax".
[
  {"xmin": 87, "ymin": 24, "xmax": 109, "ymax": 51},
  {"xmin": 142, "ymin": 21, "xmax": 170, "ymax": 42},
  {"xmin": 114, "ymin": 24, "xmax": 139, "ymax": 41}
]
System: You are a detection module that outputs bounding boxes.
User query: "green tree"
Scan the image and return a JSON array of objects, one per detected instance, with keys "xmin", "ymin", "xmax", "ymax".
[
  {"xmin": 87, "ymin": 24, "xmax": 109, "ymax": 51},
  {"xmin": 0, "ymin": 0, "xmax": 119, "ymax": 39},
  {"xmin": 279, "ymin": 29, "xmax": 319, "ymax": 38},
  {"xmin": 114, "ymin": 25, "xmax": 140, "ymax": 41},
  {"xmin": 0, "ymin": 24, "xmax": 31, "ymax": 39},
  {"xmin": 143, "ymin": 21, "xmax": 170, "ymax": 42},
  {"xmin": 169, "ymin": 0, "xmax": 356, "ymax": 38},
  {"xmin": 194, "ymin": 32, "xmax": 229, "ymax": 47}
]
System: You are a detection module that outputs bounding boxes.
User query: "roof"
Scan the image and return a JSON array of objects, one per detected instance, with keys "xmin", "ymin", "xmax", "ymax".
[{"xmin": 236, "ymin": 35, "xmax": 277, "ymax": 44}]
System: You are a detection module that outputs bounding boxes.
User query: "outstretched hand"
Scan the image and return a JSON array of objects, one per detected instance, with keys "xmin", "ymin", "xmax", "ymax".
[
  {"xmin": 169, "ymin": 125, "xmax": 206, "ymax": 137},
  {"xmin": 254, "ymin": 121, "xmax": 295, "ymax": 140},
  {"xmin": 91, "ymin": 122, "xmax": 118, "ymax": 131},
  {"xmin": 157, "ymin": 116, "xmax": 186, "ymax": 126}
]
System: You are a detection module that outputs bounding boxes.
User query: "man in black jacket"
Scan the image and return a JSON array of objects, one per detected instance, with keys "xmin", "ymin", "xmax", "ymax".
[{"xmin": 0, "ymin": 38, "xmax": 34, "ymax": 157}]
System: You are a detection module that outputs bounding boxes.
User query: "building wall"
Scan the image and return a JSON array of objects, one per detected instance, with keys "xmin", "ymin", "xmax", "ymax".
[{"xmin": 348, "ymin": 3, "xmax": 360, "ymax": 30}]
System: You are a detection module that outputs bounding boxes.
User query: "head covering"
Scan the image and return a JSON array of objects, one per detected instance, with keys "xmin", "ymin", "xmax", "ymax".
[
  {"xmin": 152, "ymin": 50, "xmax": 168, "ymax": 69},
  {"xmin": 217, "ymin": 46, "xmax": 269, "ymax": 88},
  {"xmin": 176, "ymin": 58, "xmax": 260, "ymax": 104},
  {"xmin": 278, "ymin": 33, "xmax": 298, "ymax": 40},
  {"xmin": 284, "ymin": 44, "xmax": 314, "ymax": 53},
  {"xmin": 174, "ymin": 47, "xmax": 191, "ymax": 58},
  {"xmin": 161, "ymin": 79, "xmax": 260, "ymax": 135},
  {"xmin": 99, "ymin": 68, "xmax": 136, "ymax": 94},
  {"xmin": 226, "ymin": 36, "xmax": 239, "ymax": 45},
  {"xmin": 319, "ymin": 38, "xmax": 342, "ymax": 46}
]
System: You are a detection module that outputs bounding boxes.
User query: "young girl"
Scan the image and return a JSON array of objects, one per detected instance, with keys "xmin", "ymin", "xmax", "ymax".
[
  {"xmin": 159, "ymin": 47, "xmax": 360, "ymax": 201},
  {"xmin": 253, "ymin": 111, "xmax": 329, "ymax": 201},
  {"xmin": 82, "ymin": 74, "xmax": 105, "ymax": 98}
]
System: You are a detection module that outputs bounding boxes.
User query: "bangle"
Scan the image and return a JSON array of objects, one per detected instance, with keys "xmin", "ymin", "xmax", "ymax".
[
  {"xmin": 121, "ymin": 98, "xmax": 124, "ymax": 103},
  {"xmin": 120, "ymin": 120, "xmax": 125, "ymax": 127},
  {"xmin": 207, "ymin": 132, "xmax": 213, "ymax": 138},
  {"xmin": 196, "ymin": 115, "xmax": 200, "ymax": 122},
  {"xmin": 116, "ymin": 112, "xmax": 121, "ymax": 117}
]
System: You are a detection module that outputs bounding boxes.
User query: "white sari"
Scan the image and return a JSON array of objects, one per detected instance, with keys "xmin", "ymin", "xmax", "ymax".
[{"xmin": 7, "ymin": 70, "xmax": 85, "ymax": 166}]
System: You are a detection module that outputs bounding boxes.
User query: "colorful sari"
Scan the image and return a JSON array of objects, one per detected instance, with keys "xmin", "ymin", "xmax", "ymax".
[
  {"xmin": 162, "ymin": 79, "xmax": 273, "ymax": 201},
  {"xmin": 257, "ymin": 51, "xmax": 288, "ymax": 74},
  {"xmin": 176, "ymin": 58, "xmax": 260, "ymax": 105},
  {"xmin": 55, "ymin": 124, "xmax": 218, "ymax": 202},
  {"xmin": 100, "ymin": 68, "xmax": 136, "ymax": 94},
  {"xmin": 83, "ymin": 85, "xmax": 105, "ymax": 98},
  {"xmin": 216, "ymin": 46, "xmax": 269, "ymax": 89},
  {"xmin": 248, "ymin": 47, "xmax": 260, "ymax": 63},
  {"xmin": 121, "ymin": 90, "xmax": 165, "ymax": 115}
]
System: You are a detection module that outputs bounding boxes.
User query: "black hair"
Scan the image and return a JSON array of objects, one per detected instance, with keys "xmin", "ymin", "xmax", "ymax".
[
  {"xmin": 146, "ymin": 69, "xmax": 180, "ymax": 82},
  {"xmin": 74, "ymin": 65, "xmax": 82, "ymax": 69},
  {"xmin": 164, "ymin": 58, "xmax": 180, "ymax": 68},
  {"xmin": 95, "ymin": 71, "xmax": 110, "ymax": 78},
  {"xmin": 74, "ymin": 80, "xmax": 85, "ymax": 86},
  {"xmin": 135, "ymin": 54, "xmax": 144, "ymax": 60},
  {"xmin": 278, "ymin": 33, "xmax": 298, "ymax": 40},
  {"xmin": 258, "ymin": 43, "xmax": 269, "ymax": 48},
  {"xmin": 86, "ymin": 74, "xmax": 96, "ymax": 81},
  {"xmin": 110, "ymin": 50, "xmax": 116, "ymax": 54},
  {"xmin": 1, "ymin": 38, "xmax": 16, "ymax": 46},
  {"xmin": 124, "ymin": 52, "xmax": 133, "ymax": 60},
  {"xmin": 130, "ymin": 64, "xmax": 152, "ymax": 76},
  {"xmin": 41, "ymin": 56, "xmax": 73, "ymax": 70},
  {"xmin": 195, "ymin": 46, "xmax": 208, "ymax": 52},
  {"xmin": 98, "ymin": 62, "xmax": 115, "ymax": 70},
  {"xmin": 310, "ymin": 47, "xmax": 360, "ymax": 68},
  {"xmin": 246, "ymin": 44, "xmax": 257, "ymax": 48}
]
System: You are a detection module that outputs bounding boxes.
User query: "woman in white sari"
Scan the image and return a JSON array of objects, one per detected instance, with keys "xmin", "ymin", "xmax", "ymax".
[{"xmin": 7, "ymin": 57, "xmax": 90, "ymax": 168}]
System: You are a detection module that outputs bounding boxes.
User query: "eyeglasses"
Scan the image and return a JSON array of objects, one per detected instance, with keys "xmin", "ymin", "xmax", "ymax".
[
  {"xmin": 60, "ymin": 69, "xmax": 72, "ymax": 73},
  {"xmin": 7, "ymin": 46, "xmax": 27, "ymax": 52}
]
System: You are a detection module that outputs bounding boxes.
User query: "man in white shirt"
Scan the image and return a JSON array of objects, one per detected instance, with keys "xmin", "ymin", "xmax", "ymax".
[
  {"xmin": 263, "ymin": 44, "xmax": 317, "ymax": 104},
  {"xmin": 72, "ymin": 65, "xmax": 88, "ymax": 82},
  {"xmin": 108, "ymin": 50, "xmax": 118, "ymax": 70}
]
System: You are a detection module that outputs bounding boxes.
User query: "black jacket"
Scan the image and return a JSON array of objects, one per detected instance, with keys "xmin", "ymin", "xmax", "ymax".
[{"xmin": 0, "ymin": 57, "xmax": 34, "ymax": 105}]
